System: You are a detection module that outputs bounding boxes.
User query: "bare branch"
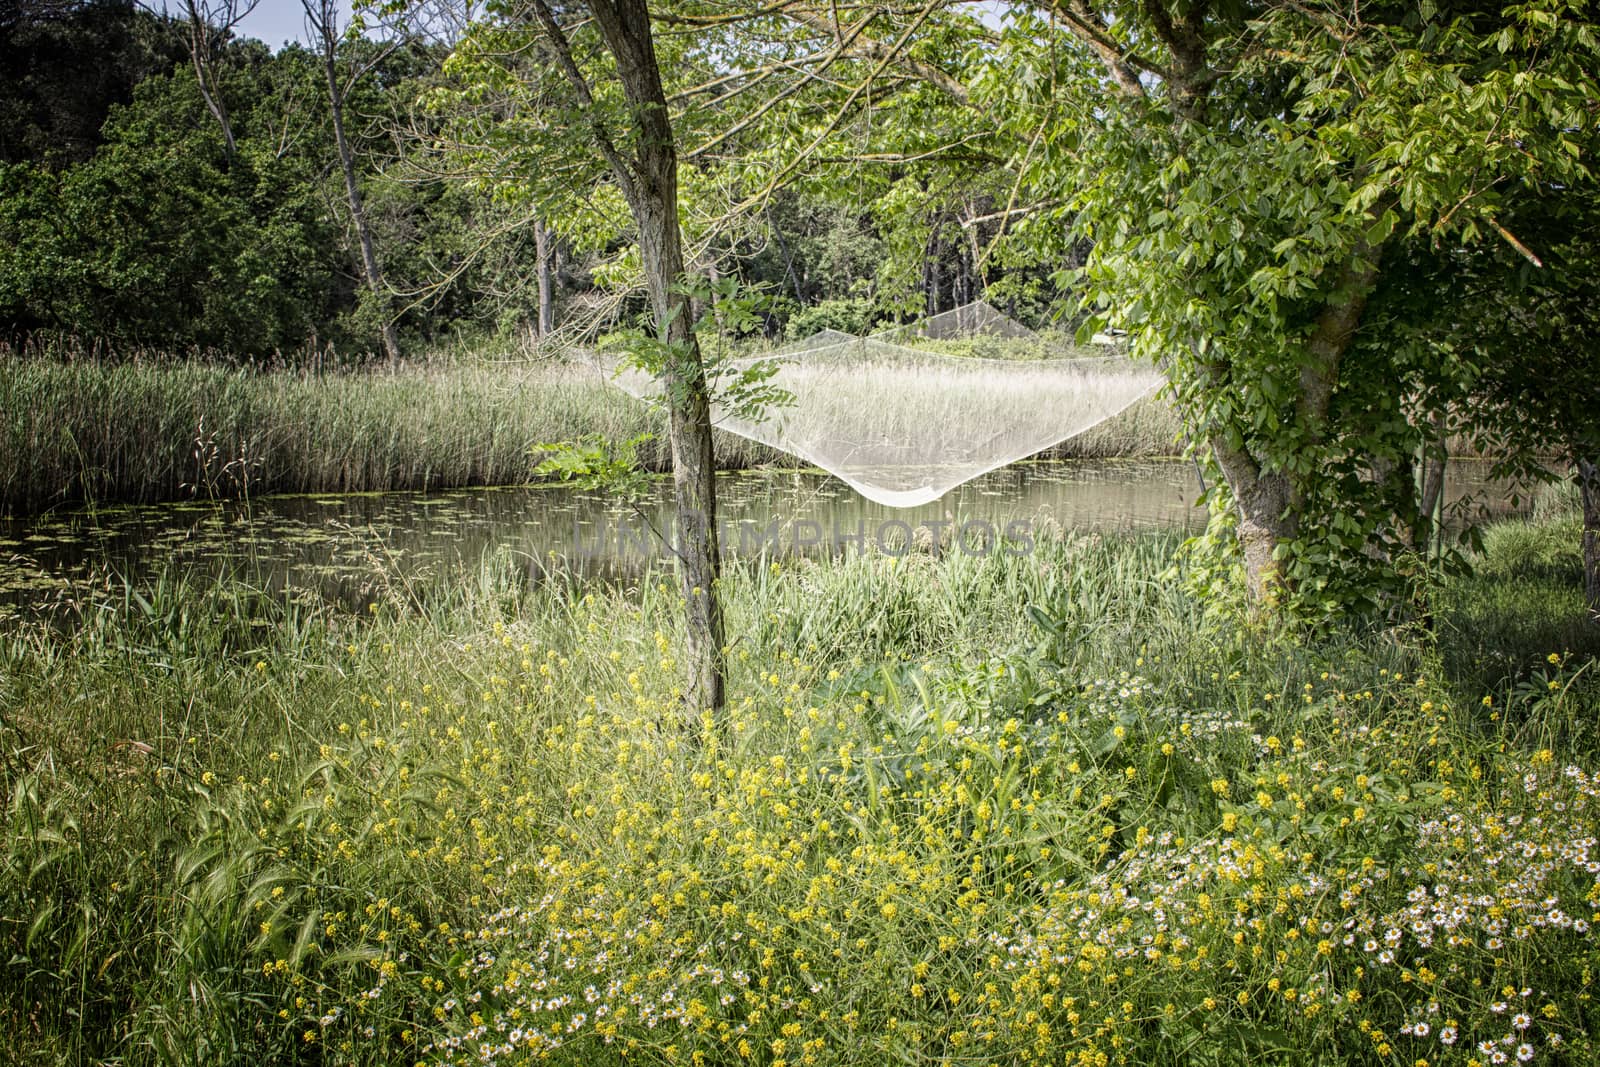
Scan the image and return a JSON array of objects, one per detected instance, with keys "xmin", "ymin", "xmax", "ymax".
[
  {"xmin": 783, "ymin": 6, "xmax": 970, "ymax": 104},
  {"xmin": 526, "ymin": 0, "xmax": 641, "ymax": 206}
]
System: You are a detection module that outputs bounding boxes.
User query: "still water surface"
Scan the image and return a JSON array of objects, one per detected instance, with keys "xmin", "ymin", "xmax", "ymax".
[{"xmin": 0, "ymin": 459, "xmax": 1518, "ymax": 618}]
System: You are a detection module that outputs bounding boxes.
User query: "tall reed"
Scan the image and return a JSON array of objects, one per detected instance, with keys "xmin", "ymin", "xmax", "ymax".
[{"xmin": 0, "ymin": 340, "xmax": 1183, "ymax": 517}]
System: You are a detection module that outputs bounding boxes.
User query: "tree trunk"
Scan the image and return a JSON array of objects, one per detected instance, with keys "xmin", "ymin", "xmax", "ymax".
[
  {"xmin": 965, "ymin": 208, "xmax": 985, "ymax": 300},
  {"xmin": 186, "ymin": 8, "xmax": 236, "ymax": 156},
  {"xmin": 585, "ymin": 0, "xmax": 726, "ymax": 715},
  {"xmin": 766, "ymin": 210, "xmax": 804, "ymax": 304},
  {"xmin": 1581, "ymin": 457, "xmax": 1600, "ymax": 624},
  {"xmin": 1414, "ymin": 425, "xmax": 1449, "ymax": 558},
  {"xmin": 1204, "ymin": 244, "xmax": 1382, "ymax": 607},
  {"xmin": 320, "ymin": 47, "xmax": 400, "ymax": 361},
  {"xmin": 1209, "ymin": 430, "xmax": 1297, "ymax": 604},
  {"xmin": 534, "ymin": 219, "xmax": 553, "ymax": 339},
  {"xmin": 704, "ymin": 254, "xmax": 725, "ymax": 331}
]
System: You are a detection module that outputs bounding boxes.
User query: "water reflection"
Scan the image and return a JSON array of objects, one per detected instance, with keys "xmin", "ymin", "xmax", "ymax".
[{"xmin": 0, "ymin": 458, "xmax": 1520, "ymax": 619}]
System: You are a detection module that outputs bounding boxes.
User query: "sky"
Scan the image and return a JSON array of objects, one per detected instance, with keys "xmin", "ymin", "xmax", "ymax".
[
  {"xmin": 231, "ymin": 0, "xmax": 332, "ymax": 49},
  {"xmin": 226, "ymin": 0, "xmax": 1009, "ymax": 52}
]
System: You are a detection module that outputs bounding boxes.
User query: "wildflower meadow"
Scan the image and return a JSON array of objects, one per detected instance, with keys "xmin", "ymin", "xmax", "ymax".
[{"xmin": 4, "ymin": 515, "xmax": 1598, "ymax": 1066}]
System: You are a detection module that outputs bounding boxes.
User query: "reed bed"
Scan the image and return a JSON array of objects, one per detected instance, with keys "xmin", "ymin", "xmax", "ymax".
[
  {"xmin": 0, "ymin": 341, "xmax": 1183, "ymax": 517},
  {"xmin": 0, "ymin": 348, "xmax": 771, "ymax": 515}
]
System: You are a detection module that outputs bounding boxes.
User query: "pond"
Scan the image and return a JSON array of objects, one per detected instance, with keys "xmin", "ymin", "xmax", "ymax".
[{"xmin": 0, "ymin": 458, "xmax": 1522, "ymax": 619}]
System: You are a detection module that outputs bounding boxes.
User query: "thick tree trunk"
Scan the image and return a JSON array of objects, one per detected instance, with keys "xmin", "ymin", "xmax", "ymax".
[
  {"xmin": 321, "ymin": 50, "xmax": 400, "ymax": 362},
  {"xmin": 1580, "ymin": 457, "xmax": 1600, "ymax": 623},
  {"xmin": 1209, "ymin": 430, "xmax": 1297, "ymax": 603},
  {"xmin": 585, "ymin": 0, "xmax": 725, "ymax": 715},
  {"xmin": 1205, "ymin": 244, "xmax": 1382, "ymax": 606}
]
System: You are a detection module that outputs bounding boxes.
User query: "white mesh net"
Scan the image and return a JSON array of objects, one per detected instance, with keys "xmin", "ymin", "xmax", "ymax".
[
  {"xmin": 779, "ymin": 327, "xmax": 862, "ymax": 351},
  {"xmin": 584, "ymin": 326, "xmax": 1165, "ymax": 508},
  {"xmin": 872, "ymin": 300, "xmax": 1038, "ymax": 343}
]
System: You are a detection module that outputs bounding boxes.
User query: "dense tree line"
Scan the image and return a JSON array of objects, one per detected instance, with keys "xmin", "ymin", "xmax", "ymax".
[
  {"xmin": 0, "ymin": 0, "xmax": 1038, "ymax": 358},
  {"xmin": 0, "ymin": 1, "xmax": 499, "ymax": 354}
]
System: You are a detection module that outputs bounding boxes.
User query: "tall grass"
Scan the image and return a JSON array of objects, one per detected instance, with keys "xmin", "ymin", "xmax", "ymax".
[
  {"xmin": 0, "ymin": 343, "xmax": 769, "ymax": 516},
  {"xmin": 0, "ymin": 339, "xmax": 1183, "ymax": 517},
  {"xmin": 4, "ymin": 519, "xmax": 1598, "ymax": 1065},
  {"xmin": 1436, "ymin": 481, "xmax": 1600, "ymax": 698}
]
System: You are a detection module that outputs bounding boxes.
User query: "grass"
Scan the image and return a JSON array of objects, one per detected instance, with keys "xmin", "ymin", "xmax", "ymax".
[
  {"xmin": 0, "ymin": 343, "xmax": 772, "ymax": 517},
  {"xmin": 1435, "ymin": 481, "xmax": 1600, "ymax": 700},
  {"xmin": 3, "ymin": 510, "xmax": 1598, "ymax": 1066},
  {"xmin": 0, "ymin": 338, "xmax": 1183, "ymax": 518}
]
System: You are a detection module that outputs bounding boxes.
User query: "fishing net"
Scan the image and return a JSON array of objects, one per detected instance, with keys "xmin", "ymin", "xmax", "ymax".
[
  {"xmin": 871, "ymin": 300, "xmax": 1038, "ymax": 343},
  {"xmin": 583, "ymin": 326, "xmax": 1165, "ymax": 508}
]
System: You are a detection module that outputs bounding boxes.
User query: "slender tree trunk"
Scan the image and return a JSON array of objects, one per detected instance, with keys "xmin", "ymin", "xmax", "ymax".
[
  {"xmin": 965, "ymin": 209, "xmax": 985, "ymax": 300},
  {"xmin": 766, "ymin": 211, "xmax": 804, "ymax": 304},
  {"xmin": 320, "ymin": 49, "xmax": 400, "ymax": 361},
  {"xmin": 581, "ymin": 0, "xmax": 725, "ymax": 715},
  {"xmin": 534, "ymin": 219, "xmax": 553, "ymax": 339},
  {"xmin": 1580, "ymin": 456, "xmax": 1600, "ymax": 623},
  {"xmin": 1415, "ymin": 424, "xmax": 1449, "ymax": 558},
  {"xmin": 704, "ymin": 254, "xmax": 725, "ymax": 331},
  {"xmin": 187, "ymin": 15, "xmax": 236, "ymax": 155}
]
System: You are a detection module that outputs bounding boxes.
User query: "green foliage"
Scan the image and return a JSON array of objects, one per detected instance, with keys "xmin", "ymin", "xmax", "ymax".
[
  {"xmin": 604, "ymin": 275, "xmax": 795, "ymax": 425},
  {"xmin": 0, "ymin": 0, "xmax": 187, "ymax": 167},
  {"xmin": 532, "ymin": 432, "xmax": 657, "ymax": 501},
  {"xmin": 966, "ymin": 0, "xmax": 1600, "ymax": 621},
  {"xmin": 0, "ymin": 56, "xmax": 338, "ymax": 352},
  {"xmin": 783, "ymin": 296, "xmax": 879, "ymax": 339},
  {"xmin": 0, "ymin": 20, "xmax": 542, "ymax": 357},
  {"xmin": 4, "ymin": 520, "xmax": 1597, "ymax": 1064}
]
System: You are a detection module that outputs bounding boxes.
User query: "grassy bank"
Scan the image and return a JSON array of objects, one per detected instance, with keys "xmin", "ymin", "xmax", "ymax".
[
  {"xmin": 4, "ymin": 511, "xmax": 1598, "ymax": 1065},
  {"xmin": 0, "ymin": 344, "xmax": 1182, "ymax": 517}
]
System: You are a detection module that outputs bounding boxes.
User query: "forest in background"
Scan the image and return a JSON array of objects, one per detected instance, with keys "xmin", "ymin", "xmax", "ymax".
[{"xmin": 0, "ymin": 0, "xmax": 1048, "ymax": 359}]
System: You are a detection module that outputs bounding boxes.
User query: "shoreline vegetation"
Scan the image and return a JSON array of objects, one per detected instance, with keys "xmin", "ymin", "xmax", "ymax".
[
  {"xmin": 0, "ymin": 341, "xmax": 1183, "ymax": 519},
  {"xmin": 3, "ymin": 508, "xmax": 1598, "ymax": 1064}
]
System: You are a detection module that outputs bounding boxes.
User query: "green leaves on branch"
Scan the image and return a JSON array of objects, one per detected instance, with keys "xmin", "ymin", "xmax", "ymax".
[
  {"xmin": 532, "ymin": 433, "xmax": 656, "ymax": 501},
  {"xmin": 606, "ymin": 274, "xmax": 795, "ymax": 426}
]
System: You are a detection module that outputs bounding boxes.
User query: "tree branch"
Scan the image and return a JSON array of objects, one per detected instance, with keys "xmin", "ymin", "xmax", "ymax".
[
  {"xmin": 527, "ymin": 0, "xmax": 641, "ymax": 208},
  {"xmin": 783, "ymin": 6, "xmax": 970, "ymax": 104},
  {"xmin": 1044, "ymin": 0, "xmax": 1158, "ymax": 97}
]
